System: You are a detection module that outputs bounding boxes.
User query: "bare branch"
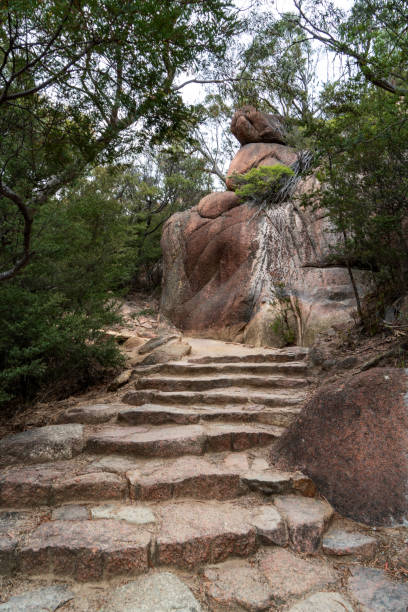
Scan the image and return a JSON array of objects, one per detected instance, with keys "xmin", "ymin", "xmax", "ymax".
[
  {"xmin": 0, "ymin": 182, "xmax": 34, "ymax": 281},
  {"xmin": 0, "ymin": 38, "xmax": 105, "ymax": 104},
  {"xmin": 293, "ymin": 0, "xmax": 408, "ymax": 96},
  {"xmin": 173, "ymin": 77, "xmax": 242, "ymax": 91}
]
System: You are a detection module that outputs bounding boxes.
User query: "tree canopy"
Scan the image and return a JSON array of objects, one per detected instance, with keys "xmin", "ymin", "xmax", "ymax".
[{"xmin": 0, "ymin": 0, "xmax": 238, "ymax": 280}]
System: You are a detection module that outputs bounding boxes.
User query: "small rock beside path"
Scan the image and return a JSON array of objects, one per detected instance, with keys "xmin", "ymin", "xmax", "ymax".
[
  {"xmin": 348, "ymin": 565, "xmax": 408, "ymax": 612},
  {"xmin": 103, "ymin": 572, "xmax": 201, "ymax": 612},
  {"xmin": 0, "ymin": 424, "xmax": 84, "ymax": 467},
  {"xmin": 0, "ymin": 585, "xmax": 74, "ymax": 611},
  {"xmin": 322, "ymin": 526, "xmax": 377, "ymax": 558}
]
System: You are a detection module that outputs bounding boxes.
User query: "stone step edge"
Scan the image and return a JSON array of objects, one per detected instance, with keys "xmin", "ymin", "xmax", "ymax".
[
  {"xmin": 85, "ymin": 423, "xmax": 285, "ymax": 458},
  {"xmin": 57, "ymin": 401, "xmax": 301, "ymax": 425},
  {"xmin": 187, "ymin": 352, "xmax": 309, "ymax": 364},
  {"xmin": 123, "ymin": 390, "xmax": 307, "ymax": 408},
  {"xmin": 133, "ymin": 362, "xmax": 310, "ymax": 378},
  {"xmin": 134, "ymin": 375, "xmax": 310, "ymax": 389},
  {"xmin": 1, "ymin": 497, "xmax": 331, "ymax": 581},
  {"xmin": 116, "ymin": 405, "xmax": 301, "ymax": 428},
  {"xmin": 0, "ymin": 461, "xmax": 315, "ymax": 508}
]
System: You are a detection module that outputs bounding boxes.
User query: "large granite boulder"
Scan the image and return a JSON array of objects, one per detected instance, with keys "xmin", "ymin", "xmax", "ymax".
[
  {"xmin": 231, "ymin": 106, "xmax": 287, "ymax": 145},
  {"xmin": 226, "ymin": 142, "xmax": 298, "ymax": 190},
  {"xmin": 160, "ymin": 175, "xmax": 371, "ymax": 345},
  {"xmin": 274, "ymin": 368, "xmax": 408, "ymax": 526},
  {"xmin": 160, "ymin": 200, "xmax": 260, "ymax": 341},
  {"xmin": 160, "ymin": 105, "xmax": 372, "ymax": 346}
]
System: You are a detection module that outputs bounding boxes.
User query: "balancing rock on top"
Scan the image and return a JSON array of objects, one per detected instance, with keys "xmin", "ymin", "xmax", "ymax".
[{"xmin": 231, "ymin": 105, "xmax": 287, "ymax": 145}]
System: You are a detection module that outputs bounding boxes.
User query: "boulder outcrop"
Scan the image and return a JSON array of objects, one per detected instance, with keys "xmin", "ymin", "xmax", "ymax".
[
  {"xmin": 274, "ymin": 368, "xmax": 408, "ymax": 526},
  {"xmin": 160, "ymin": 107, "xmax": 372, "ymax": 346},
  {"xmin": 230, "ymin": 106, "xmax": 287, "ymax": 145}
]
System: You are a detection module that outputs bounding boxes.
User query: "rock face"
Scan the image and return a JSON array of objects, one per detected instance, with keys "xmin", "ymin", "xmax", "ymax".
[
  {"xmin": 275, "ymin": 368, "xmax": 408, "ymax": 526},
  {"xmin": 160, "ymin": 106, "xmax": 372, "ymax": 347},
  {"xmin": 196, "ymin": 190, "xmax": 240, "ymax": 218},
  {"xmin": 161, "ymin": 202, "xmax": 262, "ymax": 340},
  {"xmin": 161, "ymin": 180, "xmax": 371, "ymax": 345}
]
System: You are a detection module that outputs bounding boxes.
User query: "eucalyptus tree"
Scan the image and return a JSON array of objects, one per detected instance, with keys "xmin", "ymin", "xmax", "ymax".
[
  {"xmin": 293, "ymin": 0, "xmax": 408, "ymax": 97},
  {"xmin": 291, "ymin": 0, "xmax": 408, "ymax": 323}
]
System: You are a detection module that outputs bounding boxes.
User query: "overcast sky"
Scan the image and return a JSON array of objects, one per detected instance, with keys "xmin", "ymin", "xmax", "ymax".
[{"xmin": 180, "ymin": 0, "xmax": 355, "ymax": 104}]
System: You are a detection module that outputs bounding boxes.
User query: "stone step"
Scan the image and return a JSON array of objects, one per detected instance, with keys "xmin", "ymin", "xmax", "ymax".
[
  {"xmin": 17, "ymin": 518, "xmax": 152, "ymax": 581},
  {"xmin": 202, "ymin": 549, "xmax": 339, "ymax": 611},
  {"xmin": 126, "ymin": 455, "xmax": 315, "ymax": 502},
  {"xmin": 123, "ymin": 388, "xmax": 307, "ymax": 408},
  {"xmin": 0, "ymin": 453, "xmax": 314, "ymax": 508},
  {"xmin": 86, "ymin": 423, "xmax": 284, "ymax": 458},
  {"xmin": 2, "ymin": 497, "xmax": 333, "ymax": 580},
  {"xmin": 118, "ymin": 404, "xmax": 301, "ymax": 428},
  {"xmin": 134, "ymin": 374, "xmax": 309, "ymax": 393},
  {"xmin": 0, "ymin": 462, "xmax": 129, "ymax": 508},
  {"xmin": 57, "ymin": 402, "xmax": 300, "ymax": 428},
  {"xmin": 135, "ymin": 361, "xmax": 309, "ymax": 377},
  {"xmin": 188, "ymin": 347, "xmax": 309, "ymax": 364}
]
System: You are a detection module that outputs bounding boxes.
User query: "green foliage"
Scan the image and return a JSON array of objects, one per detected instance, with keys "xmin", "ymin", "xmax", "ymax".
[
  {"xmin": 0, "ymin": 0, "xmax": 239, "ymax": 281},
  {"xmin": 103, "ymin": 148, "xmax": 214, "ymax": 288},
  {"xmin": 234, "ymin": 164, "xmax": 294, "ymax": 204},
  {"xmin": 0, "ymin": 145, "xmax": 213, "ymax": 408},
  {"xmin": 270, "ymin": 315, "xmax": 296, "ymax": 346},
  {"xmin": 269, "ymin": 283, "xmax": 297, "ymax": 345},
  {"xmin": 229, "ymin": 12, "xmax": 319, "ymax": 122},
  {"xmin": 0, "ymin": 286, "xmax": 122, "ymax": 407},
  {"xmin": 295, "ymin": 0, "xmax": 408, "ymax": 98},
  {"xmin": 133, "ymin": 308, "xmax": 156, "ymax": 318},
  {"xmin": 0, "ymin": 184, "xmax": 129, "ymax": 408},
  {"xmin": 303, "ymin": 82, "xmax": 408, "ymax": 325}
]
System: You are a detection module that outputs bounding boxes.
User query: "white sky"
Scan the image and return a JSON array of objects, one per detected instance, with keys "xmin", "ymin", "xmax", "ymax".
[{"xmin": 180, "ymin": 0, "xmax": 355, "ymax": 104}]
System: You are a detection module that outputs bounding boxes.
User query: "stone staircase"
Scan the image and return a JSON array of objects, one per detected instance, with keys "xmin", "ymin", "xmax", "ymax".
[{"xmin": 0, "ymin": 344, "xmax": 392, "ymax": 611}]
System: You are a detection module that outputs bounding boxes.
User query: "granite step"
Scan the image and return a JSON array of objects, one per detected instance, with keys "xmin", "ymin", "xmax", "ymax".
[
  {"xmin": 57, "ymin": 402, "xmax": 301, "ymax": 428},
  {"xmin": 188, "ymin": 347, "xmax": 309, "ymax": 364},
  {"xmin": 134, "ymin": 374, "xmax": 309, "ymax": 393},
  {"xmin": 135, "ymin": 361, "xmax": 309, "ymax": 377},
  {"xmin": 125, "ymin": 455, "xmax": 315, "ymax": 502},
  {"xmin": 1, "ymin": 496, "xmax": 333, "ymax": 580},
  {"xmin": 123, "ymin": 388, "xmax": 307, "ymax": 408},
  {"xmin": 4, "ymin": 502, "xmax": 273, "ymax": 579},
  {"xmin": 0, "ymin": 452, "xmax": 314, "ymax": 508},
  {"xmin": 0, "ymin": 462, "xmax": 129, "ymax": 508},
  {"xmin": 86, "ymin": 423, "xmax": 284, "ymax": 458},
  {"xmin": 118, "ymin": 404, "xmax": 301, "ymax": 428}
]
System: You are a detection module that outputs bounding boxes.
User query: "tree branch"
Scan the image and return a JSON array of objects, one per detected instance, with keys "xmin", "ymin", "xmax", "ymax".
[
  {"xmin": 0, "ymin": 182, "xmax": 34, "ymax": 281},
  {"xmin": 0, "ymin": 38, "xmax": 105, "ymax": 104}
]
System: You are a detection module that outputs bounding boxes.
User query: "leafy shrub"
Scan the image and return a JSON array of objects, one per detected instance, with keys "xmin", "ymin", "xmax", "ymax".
[
  {"xmin": 234, "ymin": 164, "xmax": 294, "ymax": 203},
  {"xmin": 0, "ymin": 285, "xmax": 123, "ymax": 407},
  {"xmin": 0, "ymin": 179, "xmax": 127, "ymax": 410}
]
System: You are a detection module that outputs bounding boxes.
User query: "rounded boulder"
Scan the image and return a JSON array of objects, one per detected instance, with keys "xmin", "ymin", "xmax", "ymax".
[
  {"xmin": 231, "ymin": 106, "xmax": 287, "ymax": 145},
  {"xmin": 196, "ymin": 191, "xmax": 240, "ymax": 219},
  {"xmin": 275, "ymin": 368, "xmax": 408, "ymax": 526}
]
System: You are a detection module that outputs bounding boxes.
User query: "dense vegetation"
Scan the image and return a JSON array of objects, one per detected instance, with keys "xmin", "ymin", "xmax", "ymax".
[
  {"xmin": 1, "ymin": 0, "xmax": 407, "ymax": 408},
  {"xmin": 0, "ymin": 0, "xmax": 230, "ymax": 407}
]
